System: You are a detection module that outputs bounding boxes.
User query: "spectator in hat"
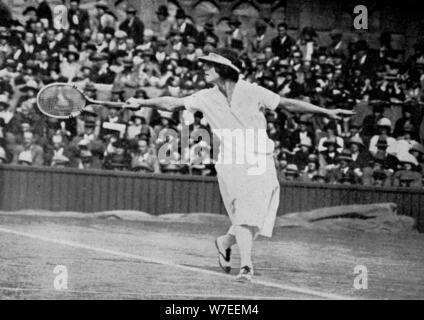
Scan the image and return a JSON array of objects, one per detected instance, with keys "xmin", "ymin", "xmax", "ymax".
[
  {"xmin": 226, "ymin": 16, "xmax": 248, "ymax": 53},
  {"xmin": 350, "ymin": 40, "xmax": 378, "ymax": 77},
  {"xmin": 110, "ymin": 30, "xmax": 128, "ymax": 53},
  {"xmin": 14, "ymin": 31, "xmax": 36, "ymax": 63},
  {"xmin": 276, "ymin": 66, "xmax": 302, "ymax": 98},
  {"xmin": 95, "ymin": 1, "xmax": 118, "ymax": 34},
  {"xmin": 33, "ymin": 21, "xmax": 47, "ymax": 51},
  {"xmin": 119, "ymin": 6, "xmax": 144, "ymax": 45},
  {"xmin": 16, "ymin": 80, "xmax": 39, "ymax": 113},
  {"xmin": 103, "ymin": 139, "xmax": 130, "ymax": 170},
  {"xmin": 293, "ymin": 136, "xmax": 313, "ymax": 170},
  {"xmin": 153, "ymin": 4, "xmax": 172, "ymax": 39},
  {"xmin": 198, "ymin": 21, "xmax": 219, "ymax": 48},
  {"xmin": 326, "ymin": 29, "xmax": 348, "ymax": 59},
  {"xmin": 371, "ymin": 137, "xmax": 399, "ymax": 175},
  {"xmin": 90, "ymin": 52, "xmax": 116, "ymax": 84},
  {"xmin": 247, "ymin": 19, "xmax": 274, "ymax": 57},
  {"xmin": 347, "ymin": 136, "xmax": 373, "ymax": 184},
  {"xmin": 297, "ymin": 26, "xmax": 318, "ymax": 62},
  {"xmin": 361, "ymin": 101, "xmax": 386, "ymax": 140},
  {"xmin": 279, "ymin": 163, "xmax": 300, "ymax": 182},
  {"xmin": 271, "ymin": 22, "xmax": 294, "ymax": 60},
  {"xmin": 22, "ymin": 6, "xmax": 38, "ymax": 31},
  {"xmin": 319, "ymin": 139, "xmax": 341, "ymax": 174},
  {"xmin": 60, "ymin": 49, "xmax": 81, "ymax": 81},
  {"xmin": 68, "ymin": 0, "xmax": 89, "ymax": 32},
  {"xmin": 328, "ymin": 149, "xmax": 355, "ymax": 184},
  {"xmin": 395, "ymin": 122, "xmax": 419, "ymax": 156},
  {"xmin": 13, "ymin": 131, "xmax": 44, "ymax": 166},
  {"xmin": 289, "ymin": 116, "xmax": 315, "ymax": 151},
  {"xmin": 317, "ymin": 122, "xmax": 344, "ymax": 153},
  {"xmin": 393, "ymin": 103, "xmax": 419, "ymax": 140},
  {"xmin": 35, "ymin": 0, "xmax": 52, "ymax": 28},
  {"xmin": 373, "ymin": 69, "xmax": 405, "ymax": 103},
  {"xmin": 174, "ymin": 8, "xmax": 198, "ymax": 45},
  {"xmin": 342, "ymin": 120, "xmax": 362, "ymax": 142},
  {"xmin": 45, "ymin": 134, "xmax": 71, "ymax": 166},
  {"xmin": 409, "ymin": 142, "xmax": 424, "ymax": 176},
  {"xmin": 51, "ymin": 153, "xmax": 71, "ymax": 168},
  {"xmin": 130, "ymin": 138, "xmax": 160, "ymax": 173},
  {"xmin": 393, "ymin": 152, "xmax": 422, "ymax": 188},
  {"xmin": 154, "ymin": 38, "xmax": 170, "ymax": 65},
  {"xmin": 73, "ymin": 148, "xmax": 98, "ymax": 170},
  {"xmin": 44, "ymin": 28, "xmax": 61, "ymax": 58},
  {"xmin": 113, "ymin": 56, "xmax": 138, "ymax": 90},
  {"xmin": 300, "ymin": 153, "xmax": 320, "ymax": 182},
  {"xmin": 127, "ymin": 114, "xmax": 149, "ymax": 140},
  {"xmin": 369, "ymin": 117, "xmax": 397, "ymax": 156},
  {"xmin": 0, "ymin": 1, "xmax": 12, "ymax": 27}
]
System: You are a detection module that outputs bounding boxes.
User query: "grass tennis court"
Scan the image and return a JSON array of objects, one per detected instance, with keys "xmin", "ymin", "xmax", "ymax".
[{"xmin": 0, "ymin": 213, "xmax": 423, "ymax": 299}]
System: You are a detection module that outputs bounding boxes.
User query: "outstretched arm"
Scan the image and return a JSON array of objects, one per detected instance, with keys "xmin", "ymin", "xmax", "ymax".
[
  {"xmin": 278, "ymin": 97, "xmax": 355, "ymax": 120},
  {"xmin": 124, "ymin": 96, "xmax": 186, "ymax": 112}
]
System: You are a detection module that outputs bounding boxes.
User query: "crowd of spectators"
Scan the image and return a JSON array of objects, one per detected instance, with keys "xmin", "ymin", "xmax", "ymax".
[{"xmin": 1, "ymin": 0, "xmax": 424, "ymax": 188}]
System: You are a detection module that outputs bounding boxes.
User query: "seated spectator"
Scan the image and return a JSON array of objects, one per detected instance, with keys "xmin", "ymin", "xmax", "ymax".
[
  {"xmin": 409, "ymin": 142, "xmax": 424, "ymax": 176},
  {"xmin": 12, "ymin": 131, "xmax": 44, "ymax": 166},
  {"xmin": 103, "ymin": 139, "xmax": 130, "ymax": 171},
  {"xmin": 130, "ymin": 138, "xmax": 160, "ymax": 174},
  {"xmin": 300, "ymin": 153, "xmax": 320, "ymax": 182},
  {"xmin": 393, "ymin": 152, "xmax": 422, "ymax": 188},
  {"xmin": 293, "ymin": 136, "xmax": 313, "ymax": 171},
  {"xmin": 279, "ymin": 163, "xmax": 300, "ymax": 182},
  {"xmin": 369, "ymin": 118, "xmax": 397, "ymax": 156},
  {"xmin": 347, "ymin": 136, "xmax": 373, "ymax": 184},
  {"xmin": 75, "ymin": 148, "xmax": 102, "ymax": 170},
  {"xmin": 328, "ymin": 149, "xmax": 355, "ymax": 184},
  {"xmin": 317, "ymin": 123, "xmax": 344, "ymax": 153},
  {"xmin": 51, "ymin": 154, "xmax": 71, "ymax": 168},
  {"xmin": 319, "ymin": 139, "xmax": 341, "ymax": 174}
]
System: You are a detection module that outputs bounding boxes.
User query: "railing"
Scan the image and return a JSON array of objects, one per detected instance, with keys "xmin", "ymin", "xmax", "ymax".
[{"xmin": 0, "ymin": 165, "xmax": 423, "ymax": 232}]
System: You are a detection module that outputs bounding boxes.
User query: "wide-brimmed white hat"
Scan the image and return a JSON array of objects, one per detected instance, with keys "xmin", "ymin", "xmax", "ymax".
[{"xmin": 199, "ymin": 52, "xmax": 240, "ymax": 73}]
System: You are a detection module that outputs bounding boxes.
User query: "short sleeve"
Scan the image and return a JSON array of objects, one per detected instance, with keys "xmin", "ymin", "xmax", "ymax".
[
  {"xmin": 183, "ymin": 90, "xmax": 207, "ymax": 113},
  {"xmin": 251, "ymin": 83, "xmax": 280, "ymax": 111}
]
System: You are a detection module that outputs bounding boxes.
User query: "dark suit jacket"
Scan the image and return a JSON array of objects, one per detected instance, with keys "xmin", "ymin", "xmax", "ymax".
[
  {"xmin": 68, "ymin": 8, "xmax": 90, "ymax": 31},
  {"xmin": 120, "ymin": 17, "xmax": 145, "ymax": 45},
  {"xmin": 271, "ymin": 35, "xmax": 294, "ymax": 59},
  {"xmin": 351, "ymin": 150, "xmax": 373, "ymax": 170}
]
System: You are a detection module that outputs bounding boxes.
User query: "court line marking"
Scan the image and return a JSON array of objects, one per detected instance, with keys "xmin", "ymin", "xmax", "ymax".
[
  {"xmin": 0, "ymin": 287, "xmax": 303, "ymax": 300},
  {"xmin": 0, "ymin": 227, "xmax": 353, "ymax": 300}
]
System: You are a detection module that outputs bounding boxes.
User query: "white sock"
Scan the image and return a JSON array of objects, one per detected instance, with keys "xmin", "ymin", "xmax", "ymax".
[{"xmin": 234, "ymin": 225, "xmax": 254, "ymax": 270}]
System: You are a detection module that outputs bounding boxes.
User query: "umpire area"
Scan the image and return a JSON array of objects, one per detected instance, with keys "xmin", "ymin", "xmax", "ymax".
[{"xmin": 0, "ymin": 212, "xmax": 423, "ymax": 300}]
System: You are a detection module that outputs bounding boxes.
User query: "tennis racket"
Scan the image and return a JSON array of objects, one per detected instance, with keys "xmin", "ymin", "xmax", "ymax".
[{"xmin": 36, "ymin": 82, "xmax": 138, "ymax": 119}]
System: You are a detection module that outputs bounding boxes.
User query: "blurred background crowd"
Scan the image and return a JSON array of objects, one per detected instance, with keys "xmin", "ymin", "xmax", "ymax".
[{"xmin": 1, "ymin": 0, "xmax": 424, "ymax": 188}]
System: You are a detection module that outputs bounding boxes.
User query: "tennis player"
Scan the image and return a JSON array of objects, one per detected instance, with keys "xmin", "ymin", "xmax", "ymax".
[{"xmin": 124, "ymin": 49, "xmax": 353, "ymax": 281}]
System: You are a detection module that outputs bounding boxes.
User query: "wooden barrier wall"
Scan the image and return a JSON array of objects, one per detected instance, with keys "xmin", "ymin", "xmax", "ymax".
[{"xmin": 0, "ymin": 165, "xmax": 423, "ymax": 231}]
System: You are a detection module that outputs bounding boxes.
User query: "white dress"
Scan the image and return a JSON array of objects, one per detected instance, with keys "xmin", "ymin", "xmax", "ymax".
[{"xmin": 184, "ymin": 80, "xmax": 280, "ymax": 237}]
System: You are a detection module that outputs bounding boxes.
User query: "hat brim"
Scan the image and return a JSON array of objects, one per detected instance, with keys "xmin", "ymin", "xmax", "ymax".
[{"xmin": 199, "ymin": 53, "xmax": 240, "ymax": 73}]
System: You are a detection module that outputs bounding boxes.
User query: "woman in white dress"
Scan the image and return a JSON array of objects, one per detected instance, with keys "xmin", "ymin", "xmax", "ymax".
[{"xmin": 124, "ymin": 49, "xmax": 353, "ymax": 281}]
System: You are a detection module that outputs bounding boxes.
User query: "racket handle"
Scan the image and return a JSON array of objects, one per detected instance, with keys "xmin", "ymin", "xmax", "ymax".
[{"xmin": 88, "ymin": 99, "xmax": 139, "ymax": 109}]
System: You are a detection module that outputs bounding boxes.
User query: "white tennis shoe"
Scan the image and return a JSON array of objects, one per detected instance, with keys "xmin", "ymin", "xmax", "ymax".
[
  {"xmin": 235, "ymin": 266, "xmax": 253, "ymax": 282},
  {"xmin": 215, "ymin": 237, "xmax": 231, "ymax": 274}
]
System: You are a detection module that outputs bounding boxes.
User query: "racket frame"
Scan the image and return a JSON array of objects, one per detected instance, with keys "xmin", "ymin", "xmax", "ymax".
[{"xmin": 36, "ymin": 82, "xmax": 127, "ymax": 119}]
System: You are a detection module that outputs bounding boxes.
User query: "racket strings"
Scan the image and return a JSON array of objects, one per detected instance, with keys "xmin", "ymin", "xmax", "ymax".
[{"xmin": 37, "ymin": 84, "xmax": 86, "ymax": 117}]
